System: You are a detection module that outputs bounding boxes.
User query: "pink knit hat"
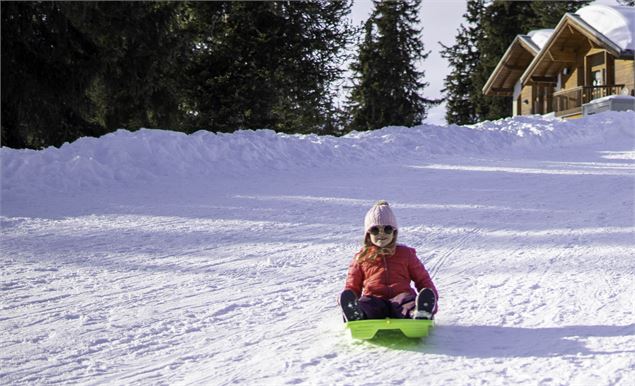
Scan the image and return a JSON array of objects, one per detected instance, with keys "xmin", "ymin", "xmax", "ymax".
[{"xmin": 364, "ymin": 200, "xmax": 398, "ymax": 234}]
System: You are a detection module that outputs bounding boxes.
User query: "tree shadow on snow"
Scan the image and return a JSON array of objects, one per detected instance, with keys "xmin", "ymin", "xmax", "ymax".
[{"xmin": 366, "ymin": 323, "xmax": 635, "ymax": 358}]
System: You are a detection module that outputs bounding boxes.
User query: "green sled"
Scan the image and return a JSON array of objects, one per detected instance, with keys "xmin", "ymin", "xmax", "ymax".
[{"xmin": 345, "ymin": 318, "xmax": 434, "ymax": 339}]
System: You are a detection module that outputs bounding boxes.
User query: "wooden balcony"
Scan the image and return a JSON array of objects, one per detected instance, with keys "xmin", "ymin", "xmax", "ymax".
[{"xmin": 552, "ymin": 85, "xmax": 625, "ymax": 117}]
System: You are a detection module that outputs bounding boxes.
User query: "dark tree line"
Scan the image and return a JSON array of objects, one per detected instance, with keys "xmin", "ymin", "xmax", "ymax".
[
  {"xmin": 441, "ymin": 0, "xmax": 592, "ymax": 125},
  {"xmin": 178, "ymin": 1, "xmax": 354, "ymax": 134},
  {"xmin": 2, "ymin": 0, "xmax": 439, "ymax": 149},
  {"xmin": 2, "ymin": 1, "xmax": 353, "ymax": 148},
  {"xmin": 4, "ymin": 1, "xmax": 613, "ymax": 149},
  {"xmin": 2, "ymin": 2, "xmax": 201, "ymax": 148}
]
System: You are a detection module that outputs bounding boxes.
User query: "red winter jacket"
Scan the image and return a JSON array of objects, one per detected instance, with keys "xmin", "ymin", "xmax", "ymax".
[{"xmin": 345, "ymin": 244, "xmax": 438, "ymax": 312}]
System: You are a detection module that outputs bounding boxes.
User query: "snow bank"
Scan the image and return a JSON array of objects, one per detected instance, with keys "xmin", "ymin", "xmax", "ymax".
[{"xmin": 1, "ymin": 112, "xmax": 634, "ymax": 193}]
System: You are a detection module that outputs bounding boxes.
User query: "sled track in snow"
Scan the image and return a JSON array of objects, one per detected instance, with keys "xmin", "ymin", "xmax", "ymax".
[{"xmin": 426, "ymin": 228, "xmax": 480, "ymax": 280}]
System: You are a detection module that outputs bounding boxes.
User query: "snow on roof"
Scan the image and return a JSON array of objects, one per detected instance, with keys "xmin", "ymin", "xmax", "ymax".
[
  {"xmin": 576, "ymin": 4, "xmax": 635, "ymax": 51},
  {"xmin": 517, "ymin": 35, "xmax": 540, "ymax": 54},
  {"xmin": 526, "ymin": 29, "xmax": 554, "ymax": 50}
]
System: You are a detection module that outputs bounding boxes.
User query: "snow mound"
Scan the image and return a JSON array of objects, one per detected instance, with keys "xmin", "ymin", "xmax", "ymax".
[{"xmin": 1, "ymin": 112, "xmax": 634, "ymax": 193}]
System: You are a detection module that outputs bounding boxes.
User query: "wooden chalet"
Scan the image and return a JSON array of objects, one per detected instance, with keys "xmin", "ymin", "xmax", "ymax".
[{"xmin": 483, "ymin": 4, "xmax": 635, "ymax": 118}]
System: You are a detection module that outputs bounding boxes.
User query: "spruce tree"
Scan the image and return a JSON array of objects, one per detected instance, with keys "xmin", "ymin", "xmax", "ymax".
[
  {"xmin": 348, "ymin": 0, "xmax": 437, "ymax": 131},
  {"xmin": 61, "ymin": 2, "xmax": 187, "ymax": 132},
  {"xmin": 1, "ymin": 2, "xmax": 187, "ymax": 148},
  {"xmin": 439, "ymin": 0, "xmax": 485, "ymax": 125},
  {"xmin": 1, "ymin": 2, "xmax": 102, "ymax": 148},
  {"xmin": 2, "ymin": 1, "xmax": 353, "ymax": 148},
  {"xmin": 181, "ymin": 1, "xmax": 353, "ymax": 133},
  {"xmin": 471, "ymin": 1, "xmax": 533, "ymax": 121},
  {"xmin": 529, "ymin": 1, "xmax": 592, "ymax": 30}
]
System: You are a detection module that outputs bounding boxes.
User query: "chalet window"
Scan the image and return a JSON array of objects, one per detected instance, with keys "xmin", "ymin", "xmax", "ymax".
[
  {"xmin": 587, "ymin": 52, "xmax": 607, "ymax": 88},
  {"xmin": 592, "ymin": 70, "xmax": 603, "ymax": 86}
]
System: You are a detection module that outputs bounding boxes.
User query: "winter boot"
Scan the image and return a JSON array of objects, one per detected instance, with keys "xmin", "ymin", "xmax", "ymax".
[
  {"xmin": 412, "ymin": 288, "xmax": 435, "ymax": 320},
  {"xmin": 339, "ymin": 289, "xmax": 364, "ymax": 322}
]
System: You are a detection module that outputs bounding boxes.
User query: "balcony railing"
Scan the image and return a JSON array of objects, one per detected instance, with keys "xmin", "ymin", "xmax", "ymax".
[{"xmin": 552, "ymin": 85, "xmax": 625, "ymax": 117}]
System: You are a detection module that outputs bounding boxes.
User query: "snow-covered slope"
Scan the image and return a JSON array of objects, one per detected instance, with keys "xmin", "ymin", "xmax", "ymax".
[{"xmin": 1, "ymin": 112, "xmax": 634, "ymax": 385}]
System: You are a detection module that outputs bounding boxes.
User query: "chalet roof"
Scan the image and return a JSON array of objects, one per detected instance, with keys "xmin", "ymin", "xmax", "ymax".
[{"xmin": 482, "ymin": 30, "xmax": 553, "ymax": 96}]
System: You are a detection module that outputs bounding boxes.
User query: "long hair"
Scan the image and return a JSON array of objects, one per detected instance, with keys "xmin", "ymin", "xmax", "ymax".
[{"xmin": 354, "ymin": 230, "xmax": 398, "ymax": 263}]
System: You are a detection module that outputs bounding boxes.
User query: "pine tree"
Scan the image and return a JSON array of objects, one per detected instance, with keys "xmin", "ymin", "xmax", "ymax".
[
  {"xmin": 471, "ymin": 1, "xmax": 532, "ymax": 121},
  {"xmin": 1, "ymin": 2, "xmax": 102, "ymax": 148},
  {"xmin": 61, "ymin": 2, "xmax": 187, "ymax": 132},
  {"xmin": 2, "ymin": 1, "xmax": 354, "ymax": 148},
  {"xmin": 529, "ymin": 1, "xmax": 592, "ymax": 29},
  {"xmin": 271, "ymin": 1, "xmax": 354, "ymax": 134},
  {"xmin": 1, "ymin": 2, "xmax": 187, "ymax": 148},
  {"xmin": 181, "ymin": 1, "xmax": 353, "ymax": 133},
  {"xmin": 347, "ymin": 0, "xmax": 438, "ymax": 131},
  {"xmin": 439, "ymin": 0, "xmax": 485, "ymax": 125}
]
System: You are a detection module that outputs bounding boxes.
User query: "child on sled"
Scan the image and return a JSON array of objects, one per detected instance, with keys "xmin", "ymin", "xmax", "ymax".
[{"xmin": 340, "ymin": 200, "xmax": 438, "ymax": 321}]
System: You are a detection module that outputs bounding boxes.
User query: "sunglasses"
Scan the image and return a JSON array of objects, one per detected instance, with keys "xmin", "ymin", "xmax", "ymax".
[{"xmin": 369, "ymin": 225, "xmax": 395, "ymax": 235}]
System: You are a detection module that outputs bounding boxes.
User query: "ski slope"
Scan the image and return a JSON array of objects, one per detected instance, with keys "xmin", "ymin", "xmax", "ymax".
[{"xmin": 1, "ymin": 112, "xmax": 634, "ymax": 385}]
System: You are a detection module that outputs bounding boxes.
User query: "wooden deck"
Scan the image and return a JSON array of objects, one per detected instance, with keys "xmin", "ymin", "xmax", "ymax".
[{"xmin": 553, "ymin": 85, "xmax": 625, "ymax": 117}]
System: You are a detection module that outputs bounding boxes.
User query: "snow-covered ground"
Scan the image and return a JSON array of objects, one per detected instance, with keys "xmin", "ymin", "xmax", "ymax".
[{"xmin": 1, "ymin": 112, "xmax": 634, "ymax": 385}]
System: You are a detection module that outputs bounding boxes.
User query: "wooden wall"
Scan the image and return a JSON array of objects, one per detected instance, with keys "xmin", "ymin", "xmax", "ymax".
[
  {"xmin": 615, "ymin": 59, "xmax": 635, "ymax": 95},
  {"xmin": 556, "ymin": 51, "xmax": 588, "ymax": 92},
  {"xmin": 562, "ymin": 64, "xmax": 578, "ymax": 90},
  {"xmin": 521, "ymin": 84, "xmax": 533, "ymax": 115},
  {"xmin": 559, "ymin": 47, "xmax": 633, "ymax": 94}
]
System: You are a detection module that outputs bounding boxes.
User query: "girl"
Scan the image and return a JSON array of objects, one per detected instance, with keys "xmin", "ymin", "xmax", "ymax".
[{"xmin": 340, "ymin": 201, "xmax": 438, "ymax": 321}]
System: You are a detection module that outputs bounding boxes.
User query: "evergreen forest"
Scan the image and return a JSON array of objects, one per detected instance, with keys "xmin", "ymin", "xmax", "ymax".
[{"xmin": 1, "ymin": 0, "xmax": 620, "ymax": 149}]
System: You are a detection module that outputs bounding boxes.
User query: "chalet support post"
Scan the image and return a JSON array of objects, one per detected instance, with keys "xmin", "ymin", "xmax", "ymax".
[
  {"xmin": 547, "ymin": 85, "xmax": 554, "ymax": 113},
  {"xmin": 583, "ymin": 56, "xmax": 591, "ymax": 86},
  {"xmin": 577, "ymin": 54, "xmax": 585, "ymax": 87},
  {"xmin": 603, "ymin": 51, "xmax": 607, "ymax": 88},
  {"xmin": 605, "ymin": 51, "xmax": 615, "ymax": 86},
  {"xmin": 608, "ymin": 55, "xmax": 614, "ymax": 85}
]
